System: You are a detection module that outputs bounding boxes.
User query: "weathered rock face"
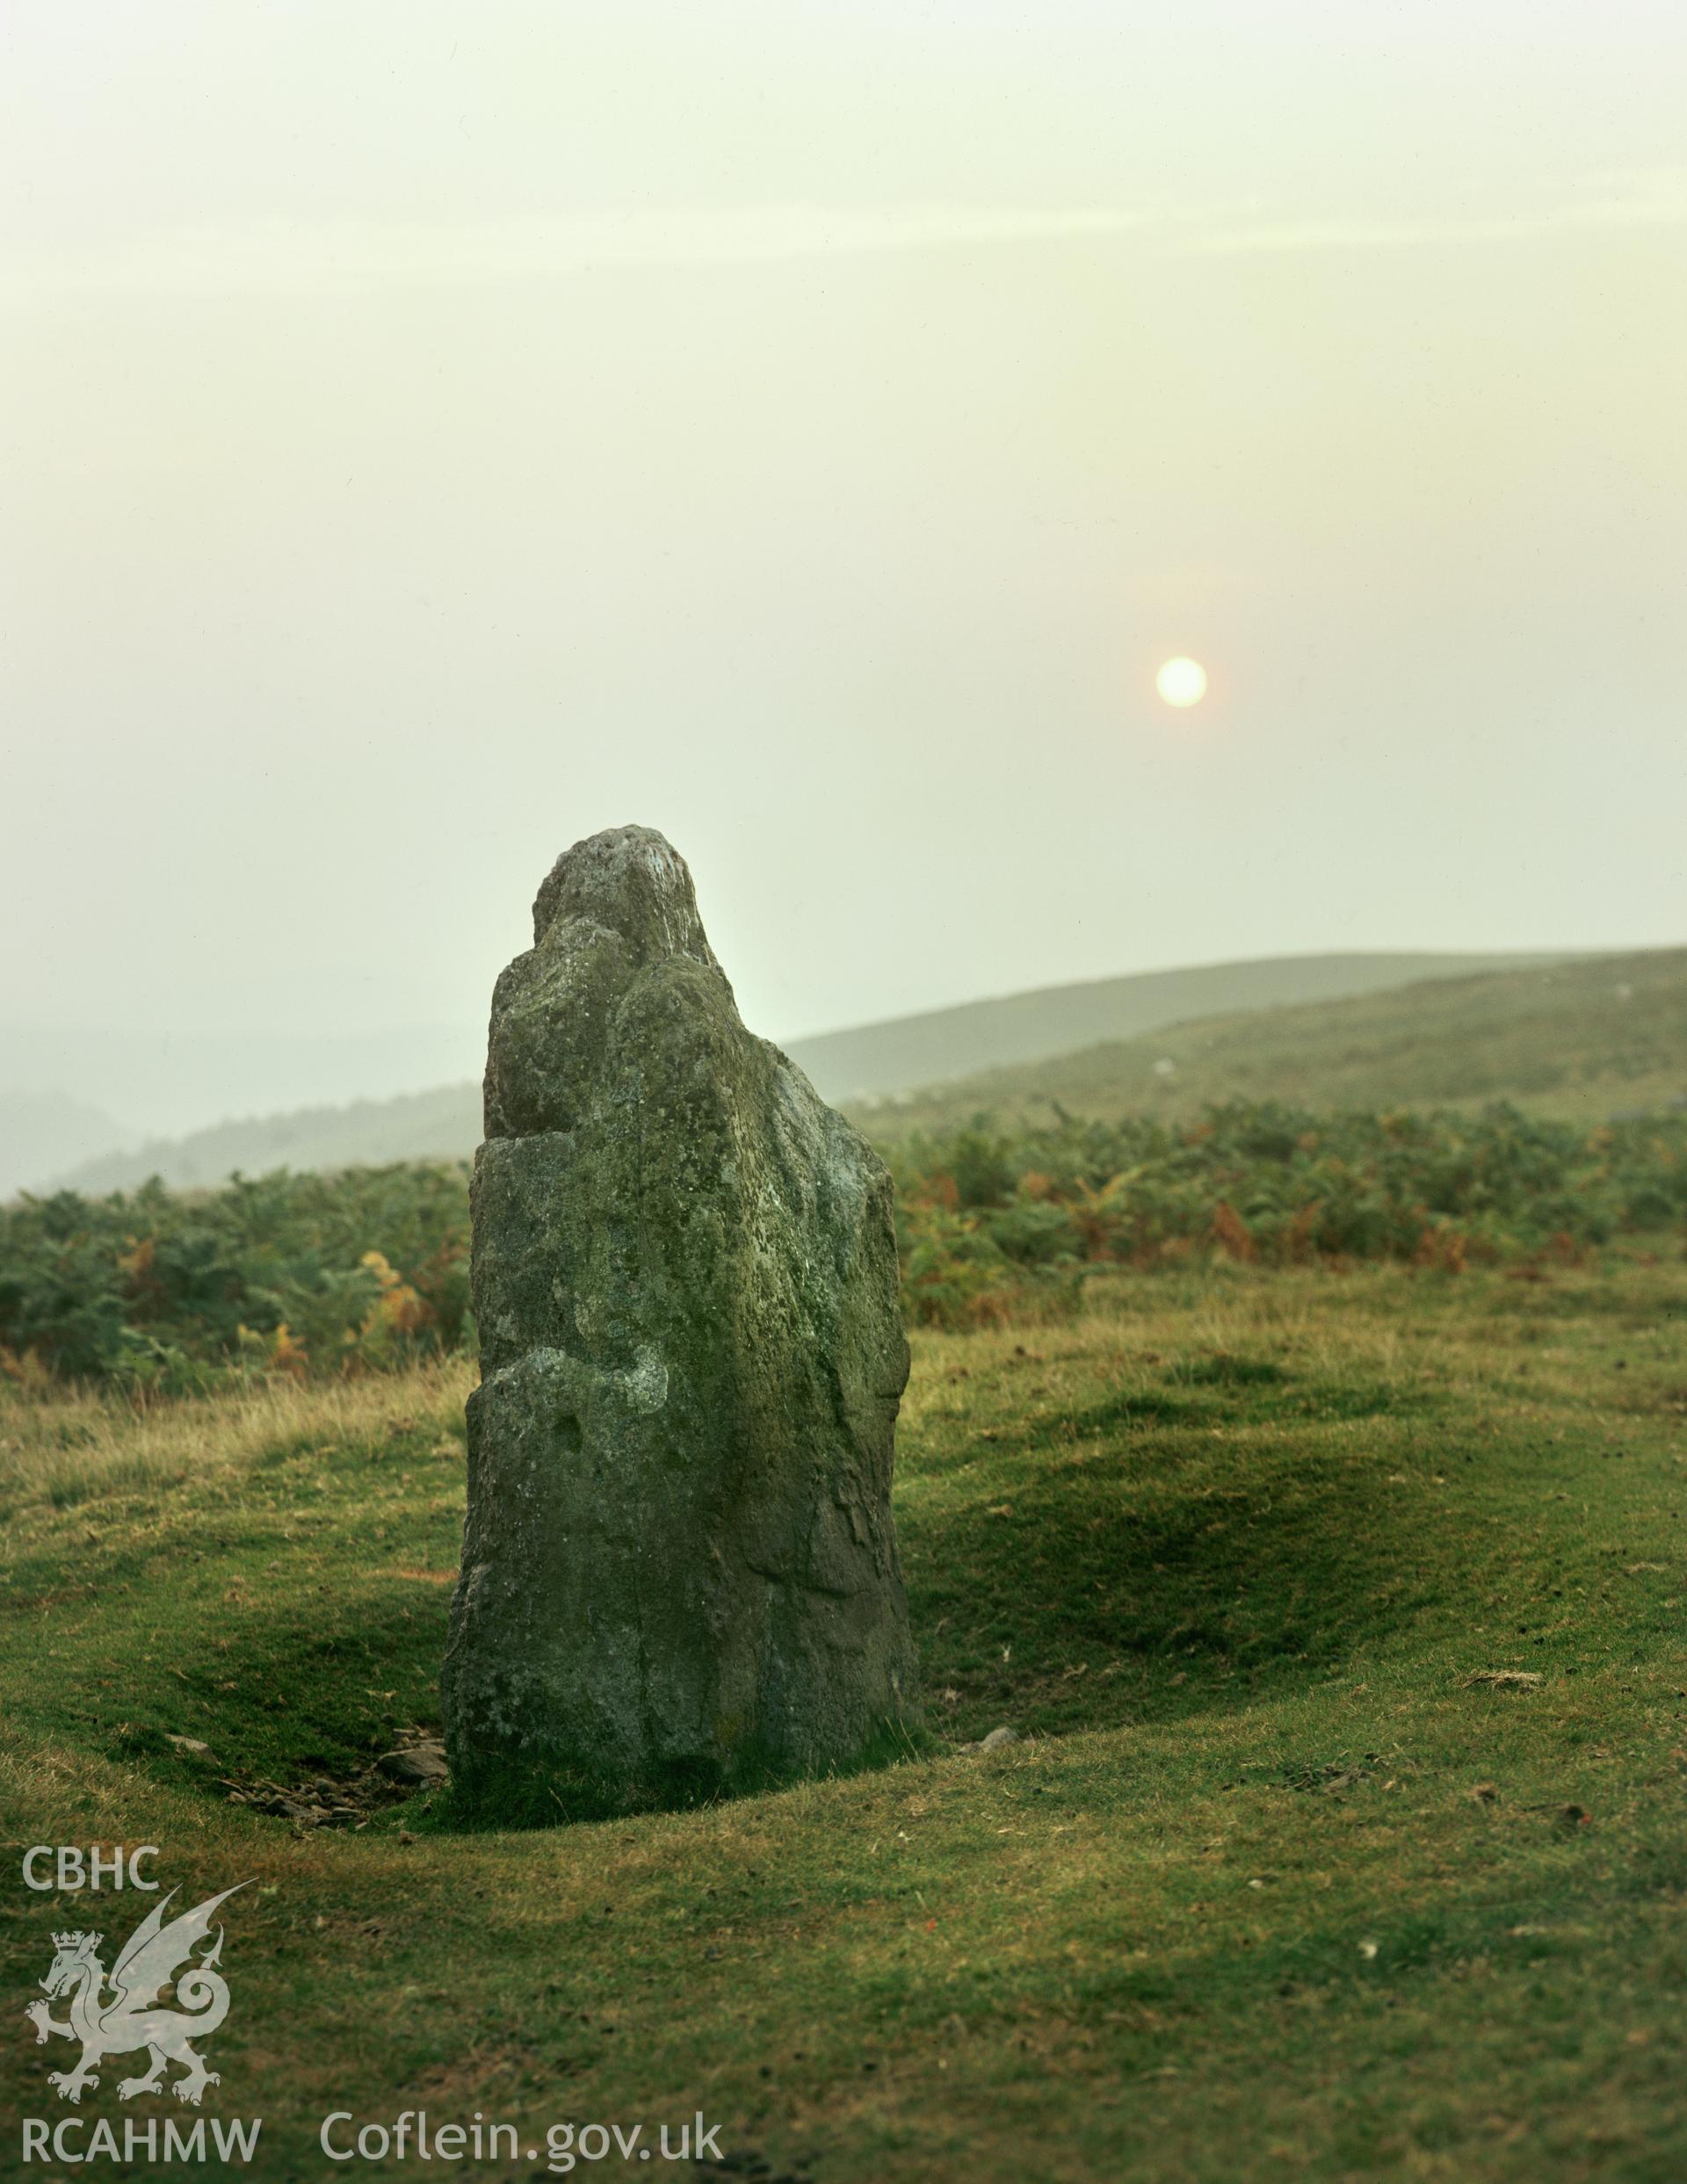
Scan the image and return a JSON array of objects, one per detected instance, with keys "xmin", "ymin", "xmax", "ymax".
[{"xmin": 442, "ymin": 826, "xmax": 916, "ymax": 1815}]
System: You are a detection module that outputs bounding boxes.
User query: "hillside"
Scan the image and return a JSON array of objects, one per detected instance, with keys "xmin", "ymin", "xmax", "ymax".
[
  {"xmin": 48, "ymin": 1082, "xmax": 481, "ymax": 1197},
  {"xmin": 785, "ymin": 950, "xmax": 1549, "ymax": 1103},
  {"xmin": 858, "ymin": 949, "xmax": 1687, "ymax": 1137},
  {"xmin": 0, "ymin": 1088, "xmax": 134, "ymax": 1201},
  {"xmin": 29, "ymin": 951, "xmax": 1567, "ymax": 1196},
  {"xmin": 0, "ymin": 1020, "xmax": 481, "ymax": 1144}
]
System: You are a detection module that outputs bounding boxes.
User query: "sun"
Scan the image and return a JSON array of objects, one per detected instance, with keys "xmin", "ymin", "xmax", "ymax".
[{"xmin": 1155, "ymin": 656, "xmax": 1208, "ymax": 709}]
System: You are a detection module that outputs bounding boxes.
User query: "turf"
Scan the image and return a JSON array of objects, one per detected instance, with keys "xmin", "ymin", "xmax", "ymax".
[{"xmin": 3, "ymin": 1259, "xmax": 1685, "ymax": 2180}]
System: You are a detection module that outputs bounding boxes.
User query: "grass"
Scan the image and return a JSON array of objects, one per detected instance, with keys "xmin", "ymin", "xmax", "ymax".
[
  {"xmin": 4, "ymin": 1258, "xmax": 1686, "ymax": 2179},
  {"xmin": 858, "ymin": 948, "xmax": 1687, "ymax": 1136}
]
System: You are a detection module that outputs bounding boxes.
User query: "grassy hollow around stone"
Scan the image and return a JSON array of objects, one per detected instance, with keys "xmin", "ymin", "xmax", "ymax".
[{"xmin": 4, "ymin": 1254, "xmax": 1686, "ymax": 2178}]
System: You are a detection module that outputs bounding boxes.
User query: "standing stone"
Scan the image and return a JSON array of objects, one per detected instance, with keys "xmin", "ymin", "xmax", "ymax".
[{"xmin": 442, "ymin": 826, "xmax": 916, "ymax": 1816}]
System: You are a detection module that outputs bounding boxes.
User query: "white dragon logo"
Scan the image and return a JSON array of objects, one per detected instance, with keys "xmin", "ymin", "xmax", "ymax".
[{"xmin": 25, "ymin": 1883, "xmax": 247, "ymax": 2107}]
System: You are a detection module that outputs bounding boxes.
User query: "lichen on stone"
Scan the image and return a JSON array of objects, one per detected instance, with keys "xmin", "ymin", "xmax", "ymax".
[{"xmin": 442, "ymin": 825, "xmax": 918, "ymax": 1820}]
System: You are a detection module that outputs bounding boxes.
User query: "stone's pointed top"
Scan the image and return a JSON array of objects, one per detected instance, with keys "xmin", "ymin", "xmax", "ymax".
[{"xmin": 532, "ymin": 825, "xmax": 721, "ymax": 972}]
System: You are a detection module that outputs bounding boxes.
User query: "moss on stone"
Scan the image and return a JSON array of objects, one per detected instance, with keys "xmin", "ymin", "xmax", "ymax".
[{"xmin": 443, "ymin": 827, "xmax": 918, "ymax": 1820}]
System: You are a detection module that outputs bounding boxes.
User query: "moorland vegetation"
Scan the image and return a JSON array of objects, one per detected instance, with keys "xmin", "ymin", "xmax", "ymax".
[{"xmin": 3, "ymin": 1102, "xmax": 1683, "ymax": 1391}]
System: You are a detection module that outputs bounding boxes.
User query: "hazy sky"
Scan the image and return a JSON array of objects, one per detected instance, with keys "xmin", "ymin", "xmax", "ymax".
[{"xmin": 4, "ymin": 0, "xmax": 1684, "ymax": 1064}]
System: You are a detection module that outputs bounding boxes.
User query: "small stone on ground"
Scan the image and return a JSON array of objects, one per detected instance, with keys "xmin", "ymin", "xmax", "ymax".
[{"xmin": 959, "ymin": 1725, "xmax": 1020, "ymax": 1755}]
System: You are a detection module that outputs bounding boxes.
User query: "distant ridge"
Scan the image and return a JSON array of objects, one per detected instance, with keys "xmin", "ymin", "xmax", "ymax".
[
  {"xmin": 783, "ymin": 951, "xmax": 1556, "ymax": 1104},
  {"xmin": 0, "ymin": 1088, "xmax": 134, "ymax": 1201},
  {"xmin": 28, "ymin": 949, "xmax": 1585, "ymax": 1197},
  {"xmin": 47, "ymin": 1083, "xmax": 481, "ymax": 1197},
  {"xmin": 0, "ymin": 1021, "xmax": 481, "ymax": 1142}
]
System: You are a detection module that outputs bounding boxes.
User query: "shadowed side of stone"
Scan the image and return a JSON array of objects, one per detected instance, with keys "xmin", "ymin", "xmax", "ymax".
[{"xmin": 441, "ymin": 825, "xmax": 917, "ymax": 1820}]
